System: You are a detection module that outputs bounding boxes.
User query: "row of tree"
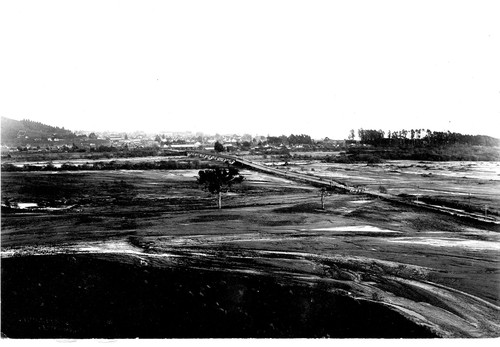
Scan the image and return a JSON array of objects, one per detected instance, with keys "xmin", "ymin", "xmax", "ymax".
[
  {"xmin": 353, "ymin": 129, "xmax": 499, "ymax": 147},
  {"xmin": 266, "ymin": 134, "xmax": 313, "ymax": 146},
  {"xmin": 21, "ymin": 119, "xmax": 75, "ymax": 138},
  {"xmin": 1, "ymin": 159, "xmax": 222, "ymax": 172}
]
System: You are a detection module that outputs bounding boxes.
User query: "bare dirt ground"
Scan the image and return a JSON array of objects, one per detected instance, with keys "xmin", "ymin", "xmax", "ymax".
[{"xmin": 1, "ymin": 162, "xmax": 500, "ymax": 338}]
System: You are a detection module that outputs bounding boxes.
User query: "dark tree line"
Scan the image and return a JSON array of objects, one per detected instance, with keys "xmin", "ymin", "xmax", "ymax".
[
  {"xmin": 1, "ymin": 159, "xmax": 222, "ymax": 172},
  {"xmin": 356, "ymin": 128, "xmax": 499, "ymax": 147},
  {"xmin": 21, "ymin": 119, "xmax": 75, "ymax": 138},
  {"xmin": 266, "ymin": 134, "xmax": 313, "ymax": 146}
]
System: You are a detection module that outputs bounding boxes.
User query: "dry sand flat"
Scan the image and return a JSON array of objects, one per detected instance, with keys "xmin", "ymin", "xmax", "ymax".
[
  {"xmin": 285, "ymin": 160, "xmax": 500, "ymax": 218},
  {"xmin": 1, "ymin": 163, "xmax": 500, "ymax": 337}
]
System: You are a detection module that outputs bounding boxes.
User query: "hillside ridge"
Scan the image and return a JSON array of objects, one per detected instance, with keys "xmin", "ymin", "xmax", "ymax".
[{"xmin": 1, "ymin": 116, "xmax": 76, "ymax": 144}]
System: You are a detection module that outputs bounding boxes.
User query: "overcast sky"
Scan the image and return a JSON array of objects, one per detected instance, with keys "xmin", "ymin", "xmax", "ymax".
[{"xmin": 1, "ymin": 1, "xmax": 499, "ymax": 139}]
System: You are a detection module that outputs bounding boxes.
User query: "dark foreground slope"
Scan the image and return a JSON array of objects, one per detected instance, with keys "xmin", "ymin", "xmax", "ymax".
[{"xmin": 1, "ymin": 254, "xmax": 436, "ymax": 338}]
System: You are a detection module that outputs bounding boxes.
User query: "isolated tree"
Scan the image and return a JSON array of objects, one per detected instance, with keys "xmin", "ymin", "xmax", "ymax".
[
  {"xmin": 319, "ymin": 187, "xmax": 335, "ymax": 210},
  {"xmin": 348, "ymin": 129, "xmax": 355, "ymax": 141},
  {"xmin": 214, "ymin": 141, "xmax": 225, "ymax": 152},
  {"xmin": 241, "ymin": 141, "xmax": 252, "ymax": 150},
  {"xmin": 197, "ymin": 167, "xmax": 244, "ymax": 209}
]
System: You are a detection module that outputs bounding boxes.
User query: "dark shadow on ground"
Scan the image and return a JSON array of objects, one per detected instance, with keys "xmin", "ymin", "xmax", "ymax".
[{"xmin": 1, "ymin": 254, "xmax": 437, "ymax": 338}]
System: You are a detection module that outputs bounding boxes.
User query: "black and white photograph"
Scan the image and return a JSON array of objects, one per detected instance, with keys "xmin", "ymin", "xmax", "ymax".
[{"xmin": 1, "ymin": 0, "xmax": 499, "ymax": 340}]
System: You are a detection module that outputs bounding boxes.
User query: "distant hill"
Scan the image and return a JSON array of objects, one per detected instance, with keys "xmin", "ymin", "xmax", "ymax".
[{"xmin": 1, "ymin": 117, "xmax": 76, "ymax": 144}]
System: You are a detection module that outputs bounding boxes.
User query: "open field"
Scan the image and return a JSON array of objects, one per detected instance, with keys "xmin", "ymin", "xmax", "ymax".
[{"xmin": 2, "ymin": 159, "xmax": 500, "ymax": 338}]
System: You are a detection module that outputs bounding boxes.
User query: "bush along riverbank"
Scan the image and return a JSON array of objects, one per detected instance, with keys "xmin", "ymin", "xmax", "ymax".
[
  {"xmin": 322, "ymin": 144, "xmax": 500, "ymax": 163},
  {"xmin": 1, "ymin": 159, "xmax": 226, "ymax": 172}
]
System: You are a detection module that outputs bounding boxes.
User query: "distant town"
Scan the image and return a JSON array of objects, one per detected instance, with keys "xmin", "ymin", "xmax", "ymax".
[
  {"xmin": 1, "ymin": 116, "xmax": 499, "ymax": 162},
  {"xmin": 0, "ymin": 116, "xmax": 349, "ymax": 155}
]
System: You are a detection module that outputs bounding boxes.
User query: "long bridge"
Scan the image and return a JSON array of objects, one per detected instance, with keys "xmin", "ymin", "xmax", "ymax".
[
  {"xmin": 186, "ymin": 150, "xmax": 351, "ymax": 192},
  {"xmin": 186, "ymin": 150, "xmax": 499, "ymax": 225}
]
